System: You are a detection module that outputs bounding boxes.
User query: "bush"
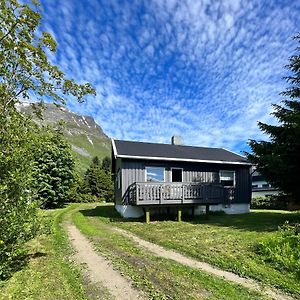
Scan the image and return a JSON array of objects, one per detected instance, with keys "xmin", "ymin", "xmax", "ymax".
[
  {"xmin": 0, "ymin": 113, "xmax": 40, "ymax": 279},
  {"xmin": 251, "ymin": 195, "xmax": 288, "ymax": 210},
  {"xmin": 257, "ymin": 222, "xmax": 300, "ymax": 275}
]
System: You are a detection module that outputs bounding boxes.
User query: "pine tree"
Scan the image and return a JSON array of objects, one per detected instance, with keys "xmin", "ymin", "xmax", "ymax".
[
  {"xmin": 83, "ymin": 156, "xmax": 113, "ymax": 201},
  {"xmin": 247, "ymin": 34, "xmax": 300, "ymax": 204},
  {"xmin": 102, "ymin": 156, "xmax": 112, "ymax": 173}
]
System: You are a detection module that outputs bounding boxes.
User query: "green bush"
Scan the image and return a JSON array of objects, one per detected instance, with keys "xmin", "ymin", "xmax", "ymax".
[
  {"xmin": 257, "ymin": 222, "xmax": 300, "ymax": 275},
  {"xmin": 251, "ymin": 195, "xmax": 288, "ymax": 210},
  {"xmin": 0, "ymin": 113, "xmax": 40, "ymax": 279}
]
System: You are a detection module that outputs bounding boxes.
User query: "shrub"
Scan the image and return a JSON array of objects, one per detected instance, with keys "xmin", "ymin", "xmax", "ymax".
[
  {"xmin": 257, "ymin": 222, "xmax": 300, "ymax": 275},
  {"xmin": 251, "ymin": 195, "xmax": 288, "ymax": 210},
  {"xmin": 0, "ymin": 113, "xmax": 40, "ymax": 279}
]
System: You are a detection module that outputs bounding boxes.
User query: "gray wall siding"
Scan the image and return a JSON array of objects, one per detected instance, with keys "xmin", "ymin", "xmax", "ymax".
[{"xmin": 120, "ymin": 158, "xmax": 251, "ymax": 204}]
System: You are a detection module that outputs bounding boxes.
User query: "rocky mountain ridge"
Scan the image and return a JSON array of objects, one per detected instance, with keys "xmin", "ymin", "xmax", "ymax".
[{"xmin": 17, "ymin": 102, "xmax": 111, "ymax": 172}]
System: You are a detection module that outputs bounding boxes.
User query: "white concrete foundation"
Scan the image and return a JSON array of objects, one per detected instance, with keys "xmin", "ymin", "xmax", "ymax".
[
  {"xmin": 115, "ymin": 204, "xmax": 144, "ymax": 218},
  {"xmin": 115, "ymin": 203, "xmax": 250, "ymax": 218},
  {"xmin": 209, "ymin": 203, "xmax": 250, "ymax": 214}
]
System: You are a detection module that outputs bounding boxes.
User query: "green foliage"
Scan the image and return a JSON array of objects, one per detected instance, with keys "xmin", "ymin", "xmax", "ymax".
[
  {"xmin": 257, "ymin": 222, "xmax": 300, "ymax": 275},
  {"xmin": 0, "ymin": 0, "xmax": 95, "ymax": 279},
  {"xmin": 82, "ymin": 156, "xmax": 113, "ymax": 202},
  {"xmin": 101, "ymin": 156, "xmax": 111, "ymax": 173},
  {"xmin": 251, "ymin": 195, "xmax": 288, "ymax": 210},
  {"xmin": 246, "ymin": 34, "xmax": 300, "ymax": 203},
  {"xmin": 0, "ymin": 0, "xmax": 95, "ymax": 117},
  {"xmin": 32, "ymin": 128, "xmax": 76, "ymax": 208},
  {"xmin": 0, "ymin": 112, "xmax": 40, "ymax": 279}
]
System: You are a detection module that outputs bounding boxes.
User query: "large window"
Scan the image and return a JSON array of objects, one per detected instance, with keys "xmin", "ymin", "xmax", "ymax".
[
  {"xmin": 220, "ymin": 170, "xmax": 235, "ymax": 187},
  {"xmin": 146, "ymin": 167, "xmax": 165, "ymax": 182}
]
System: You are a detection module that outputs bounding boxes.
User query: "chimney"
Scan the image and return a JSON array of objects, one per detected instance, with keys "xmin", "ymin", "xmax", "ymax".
[{"xmin": 171, "ymin": 135, "xmax": 183, "ymax": 145}]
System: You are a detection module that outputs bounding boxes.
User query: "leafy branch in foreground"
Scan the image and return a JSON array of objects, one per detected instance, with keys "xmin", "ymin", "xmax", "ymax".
[{"xmin": 0, "ymin": 0, "xmax": 96, "ymax": 117}]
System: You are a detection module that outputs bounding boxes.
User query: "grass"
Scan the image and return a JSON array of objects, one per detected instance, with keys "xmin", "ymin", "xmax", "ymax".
[
  {"xmin": 0, "ymin": 205, "xmax": 88, "ymax": 300},
  {"xmin": 79, "ymin": 204, "xmax": 300, "ymax": 298},
  {"xmin": 72, "ymin": 203, "xmax": 267, "ymax": 300}
]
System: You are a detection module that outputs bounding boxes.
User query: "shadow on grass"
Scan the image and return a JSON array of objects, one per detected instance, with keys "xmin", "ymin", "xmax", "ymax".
[
  {"xmin": 1, "ymin": 251, "xmax": 47, "ymax": 281},
  {"xmin": 79, "ymin": 204, "xmax": 300, "ymax": 232}
]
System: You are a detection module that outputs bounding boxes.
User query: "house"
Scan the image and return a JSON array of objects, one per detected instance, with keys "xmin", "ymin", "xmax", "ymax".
[
  {"xmin": 252, "ymin": 170, "xmax": 279, "ymax": 198},
  {"xmin": 111, "ymin": 136, "xmax": 252, "ymax": 220}
]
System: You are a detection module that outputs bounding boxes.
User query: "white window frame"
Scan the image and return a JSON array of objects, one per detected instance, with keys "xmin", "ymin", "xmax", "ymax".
[
  {"xmin": 145, "ymin": 166, "xmax": 165, "ymax": 182},
  {"xmin": 170, "ymin": 167, "xmax": 183, "ymax": 182},
  {"xmin": 117, "ymin": 169, "xmax": 121, "ymax": 189},
  {"xmin": 219, "ymin": 170, "xmax": 236, "ymax": 187}
]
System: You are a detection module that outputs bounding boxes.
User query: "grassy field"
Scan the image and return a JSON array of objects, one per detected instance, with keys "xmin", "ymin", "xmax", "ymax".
[
  {"xmin": 78, "ymin": 204, "xmax": 300, "ymax": 298},
  {"xmin": 1, "ymin": 203, "xmax": 298, "ymax": 300},
  {"xmin": 0, "ymin": 206, "xmax": 88, "ymax": 300},
  {"xmin": 72, "ymin": 203, "xmax": 266, "ymax": 300}
]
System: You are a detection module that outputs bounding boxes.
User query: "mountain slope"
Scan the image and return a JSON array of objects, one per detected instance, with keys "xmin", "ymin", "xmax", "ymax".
[{"xmin": 18, "ymin": 102, "xmax": 111, "ymax": 173}]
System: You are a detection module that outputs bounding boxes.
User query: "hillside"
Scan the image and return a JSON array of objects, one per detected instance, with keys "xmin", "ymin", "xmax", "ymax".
[{"xmin": 18, "ymin": 102, "xmax": 111, "ymax": 173}]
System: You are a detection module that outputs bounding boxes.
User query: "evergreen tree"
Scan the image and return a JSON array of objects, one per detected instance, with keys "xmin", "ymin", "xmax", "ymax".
[
  {"xmin": 246, "ymin": 34, "xmax": 300, "ymax": 204},
  {"xmin": 83, "ymin": 156, "xmax": 113, "ymax": 201},
  {"xmin": 32, "ymin": 128, "xmax": 76, "ymax": 208},
  {"xmin": 102, "ymin": 156, "xmax": 112, "ymax": 173}
]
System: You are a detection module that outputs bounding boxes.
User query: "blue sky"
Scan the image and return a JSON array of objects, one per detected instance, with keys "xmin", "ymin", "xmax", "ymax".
[{"xmin": 39, "ymin": 0, "xmax": 299, "ymax": 153}]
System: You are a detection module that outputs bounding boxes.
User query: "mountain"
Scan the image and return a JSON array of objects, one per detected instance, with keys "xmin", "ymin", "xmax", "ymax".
[{"xmin": 17, "ymin": 102, "xmax": 111, "ymax": 173}]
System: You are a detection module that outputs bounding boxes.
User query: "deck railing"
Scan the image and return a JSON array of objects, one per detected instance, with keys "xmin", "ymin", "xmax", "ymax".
[{"xmin": 122, "ymin": 182, "xmax": 234, "ymax": 206}]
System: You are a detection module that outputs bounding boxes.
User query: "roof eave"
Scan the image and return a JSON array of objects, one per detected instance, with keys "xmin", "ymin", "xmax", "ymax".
[{"xmin": 116, "ymin": 154, "xmax": 252, "ymax": 166}]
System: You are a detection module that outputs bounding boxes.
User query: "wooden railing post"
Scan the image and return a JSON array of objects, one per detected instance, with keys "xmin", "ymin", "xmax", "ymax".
[{"xmin": 182, "ymin": 184, "xmax": 185, "ymax": 204}]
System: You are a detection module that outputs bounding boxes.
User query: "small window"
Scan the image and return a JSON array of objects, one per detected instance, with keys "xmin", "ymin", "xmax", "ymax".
[
  {"xmin": 117, "ymin": 169, "xmax": 121, "ymax": 189},
  {"xmin": 252, "ymin": 184, "xmax": 258, "ymax": 188},
  {"xmin": 146, "ymin": 167, "xmax": 165, "ymax": 182},
  {"xmin": 220, "ymin": 170, "xmax": 235, "ymax": 187},
  {"xmin": 262, "ymin": 183, "xmax": 270, "ymax": 188}
]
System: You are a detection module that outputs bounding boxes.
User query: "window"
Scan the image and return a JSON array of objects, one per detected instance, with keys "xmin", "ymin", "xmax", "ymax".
[
  {"xmin": 117, "ymin": 169, "xmax": 121, "ymax": 189},
  {"xmin": 220, "ymin": 170, "xmax": 235, "ymax": 187},
  {"xmin": 262, "ymin": 183, "xmax": 270, "ymax": 188},
  {"xmin": 252, "ymin": 184, "xmax": 258, "ymax": 188},
  {"xmin": 146, "ymin": 167, "xmax": 165, "ymax": 182}
]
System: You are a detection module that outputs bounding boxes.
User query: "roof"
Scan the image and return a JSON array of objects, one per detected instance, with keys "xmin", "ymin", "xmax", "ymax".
[{"xmin": 112, "ymin": 139, "xmax": 250, "ymax": 165}]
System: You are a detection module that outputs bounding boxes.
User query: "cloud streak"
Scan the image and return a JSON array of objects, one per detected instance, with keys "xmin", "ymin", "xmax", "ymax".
[{"xmin": 39, "ymin": 0, "xmax": 300, "ymax": 153}]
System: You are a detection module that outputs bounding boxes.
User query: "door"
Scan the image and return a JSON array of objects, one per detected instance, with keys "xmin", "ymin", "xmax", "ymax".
[
  {"xmin": 171, "ymin": 168, "xmax": 183, "ymax": 182},
  {"xmin": 171, "ymin": 168, "xmax": 183, "ymax": 199}
]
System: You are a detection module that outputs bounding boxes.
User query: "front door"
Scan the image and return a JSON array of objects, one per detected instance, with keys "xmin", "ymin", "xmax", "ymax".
[{"xmin": 171, "ymin": 168, "xmax": 183, "ymax": 182}]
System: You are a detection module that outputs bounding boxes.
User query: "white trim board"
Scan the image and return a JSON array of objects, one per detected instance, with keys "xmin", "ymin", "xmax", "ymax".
[
  {"xmin": 111, "ymin": 138, "xmax": 118, "ymax": 157},
  {"xmin": 116, "ymin": 154, "xmax": 252, "ymax": 166}
]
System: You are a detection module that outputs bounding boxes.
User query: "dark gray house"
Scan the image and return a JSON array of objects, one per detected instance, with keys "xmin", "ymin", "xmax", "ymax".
[{"xmin": 112, "ymin": 137, "xmax": 252, "ymax": 220}]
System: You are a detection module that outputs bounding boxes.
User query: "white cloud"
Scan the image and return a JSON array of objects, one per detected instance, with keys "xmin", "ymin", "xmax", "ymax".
[{"xmin": 39, "ymin": 0, "xmax": 299, "ymax": 152}]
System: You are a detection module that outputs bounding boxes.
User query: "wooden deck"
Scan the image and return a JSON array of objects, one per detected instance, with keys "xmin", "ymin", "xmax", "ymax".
[{"xmin": 122, "ymin": 182, "xmax": 234, "ymax": 206}]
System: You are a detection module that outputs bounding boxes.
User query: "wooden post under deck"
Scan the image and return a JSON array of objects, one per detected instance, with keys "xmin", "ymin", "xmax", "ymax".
[
  {"xmin": 178, "ymin": 208, "xmax": 182, "ymax": 222},
  {"xmin": 205, "ymin": 204, "xmax": 210, "ymax": 217},
  {"xmin": 145, "ymin": 209, "xmax": 150, "ymax": 223}
]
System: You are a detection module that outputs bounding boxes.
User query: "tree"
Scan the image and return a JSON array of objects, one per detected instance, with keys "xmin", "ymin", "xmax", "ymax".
[
  {"xmin": 83, "ymin": 156, "xmax": 113, "ymax": 201},
  {"xmin": 102, "ymin": 156, "xmax": 112, "ymax": 173},
  {"xmin": 0, "ymin": 0, "xmax": 95, "ymax": 277},
  {"xmin": 32, "ymin": 128, "xmax": 76, "ymax": 208},
  {"xmin": 0, "ymin": 0, "xmax": 95, "ymax": 117},
  {"xmin": 246, "ymin": 34, "xmax": 300, "ymax": 204}
]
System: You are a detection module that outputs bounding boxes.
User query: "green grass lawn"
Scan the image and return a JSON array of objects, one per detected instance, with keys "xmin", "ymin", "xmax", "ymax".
[
  {"xmin": 0, "ymin": 206, "xmax": 88, "ymax": 300},
  {"xmin": 72, "ymin": 203, "xmax": 267, "ymax": 300},
  {"xmin": 1, "ymin": 203, "xmax": 298, "ymax": 300},
  {"xmin": 79, "ymin": 204, "xmax": 300, "ymax": 298}
]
